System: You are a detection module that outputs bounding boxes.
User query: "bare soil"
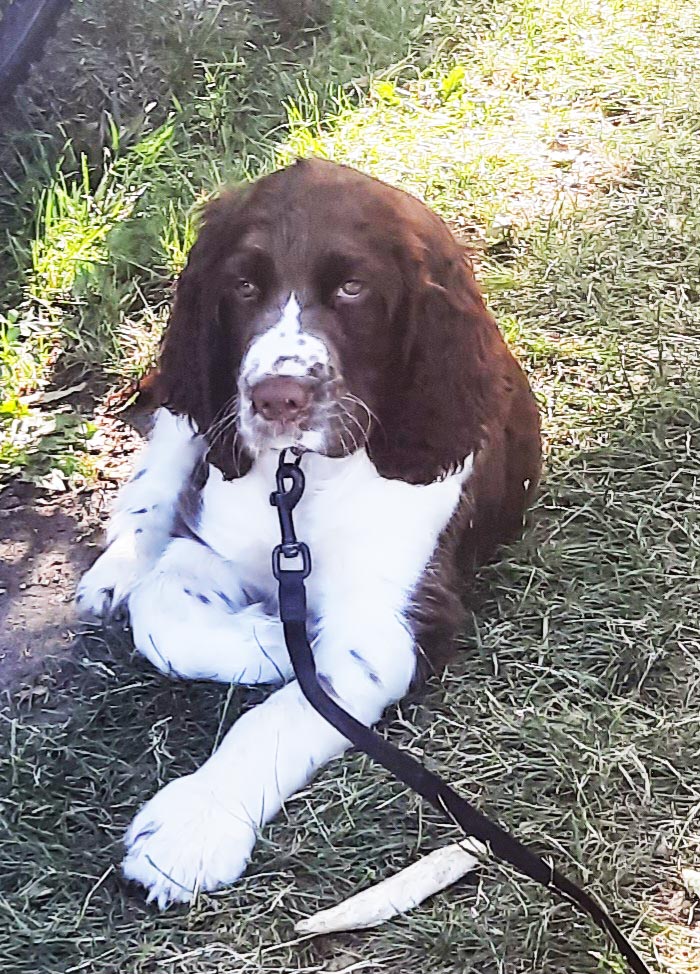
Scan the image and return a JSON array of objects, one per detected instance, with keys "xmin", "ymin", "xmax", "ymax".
[{"xmin": 0, "ymin": 408, "xmax": 147, "ymax": 691}]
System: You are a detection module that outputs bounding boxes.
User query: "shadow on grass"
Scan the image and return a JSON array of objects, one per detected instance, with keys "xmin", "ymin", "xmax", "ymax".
[{"xmin": 0, "ymin": 481, "xmax": 99, "ymax": 688}]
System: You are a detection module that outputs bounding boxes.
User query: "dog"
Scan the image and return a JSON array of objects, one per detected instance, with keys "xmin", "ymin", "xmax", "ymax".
[{"xmin": 76, "ymin": 158, "xmax": 541, "ymax": 907}]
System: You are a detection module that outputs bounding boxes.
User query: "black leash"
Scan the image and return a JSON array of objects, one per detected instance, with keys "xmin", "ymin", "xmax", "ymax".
[{"xmin": 270, "ymin": 452, "xmax": 650, "ymax": 974}]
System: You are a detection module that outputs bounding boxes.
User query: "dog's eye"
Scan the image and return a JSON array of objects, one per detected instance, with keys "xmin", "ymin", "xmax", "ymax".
[
  {"xmin": 335, "ymin": 280, "xmax": 364, "ymax": 301},
  {"xmin": 235, "ymin": 279, "xmax": 260, "ymax": 300}
]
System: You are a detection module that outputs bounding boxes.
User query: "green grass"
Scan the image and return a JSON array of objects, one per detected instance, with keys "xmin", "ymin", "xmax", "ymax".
[{"xmin": 2, "ymin": 0, "xmax": 700, "ymax": 971}]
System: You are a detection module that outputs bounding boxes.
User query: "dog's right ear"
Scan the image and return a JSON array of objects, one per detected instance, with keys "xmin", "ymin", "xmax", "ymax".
[{"xmin": 158, "ymin": 188, "xmax": 252, "ymax": 475}]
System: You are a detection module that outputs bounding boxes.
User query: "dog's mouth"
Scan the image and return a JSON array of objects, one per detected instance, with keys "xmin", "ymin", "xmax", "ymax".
[{"xmin": 251, "ymin": 416, "xmax": 324, "ymax": 453}]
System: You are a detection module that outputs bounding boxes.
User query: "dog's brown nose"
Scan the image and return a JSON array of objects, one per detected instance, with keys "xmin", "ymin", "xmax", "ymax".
[{"xmin": 251, "ymin": 376, "xmax": 312, "ymax": 422}]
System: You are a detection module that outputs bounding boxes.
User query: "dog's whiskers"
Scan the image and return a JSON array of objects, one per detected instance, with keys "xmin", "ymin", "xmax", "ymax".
[
  {"xmin": 205, "ymin": 402, "xmax": 241, "ymax": 452},
  {"xmin": 332, "ymin": 406, "xmax": 362, "ymax": 456},
  {"xmin": 341, "ymin": 393, "xmax": 379, "ymax": 436},
  {"xmin": 230, "ymin": 427, "xmax": 242, "ymax": 467},
  {"xmin": 204, "ymin": 392, "xmax": 240, "ymax": 436},
  {"xmin": 338, "ymin": 401, "xmax": 370, "ymax": 447},
  {"xmin": 334, "ymin": 403, "xmax": 369, "ymax": 454},
  {"xmin": 336, "ymin": 422, "xmax": 351, "ymax": 457}
]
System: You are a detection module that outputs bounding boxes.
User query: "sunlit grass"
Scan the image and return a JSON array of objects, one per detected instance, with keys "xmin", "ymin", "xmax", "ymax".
[
  {"xmin": 159, "ymin": 200, "xmax": 198, "ymax": 276},
  {"xmin": 30, "ymin": 168, "xmax": 142, "ymax": 302}
]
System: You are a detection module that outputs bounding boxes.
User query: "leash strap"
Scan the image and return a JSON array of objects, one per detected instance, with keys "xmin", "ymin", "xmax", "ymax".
[{"xmin": 270, "ymin": 454, "xmax": 650, "ymax": 974}]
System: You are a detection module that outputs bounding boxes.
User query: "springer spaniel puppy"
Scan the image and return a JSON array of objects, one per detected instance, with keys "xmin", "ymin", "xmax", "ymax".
[{"xmin": 77, "ymin": 158, "xmax": 541, "ymax": 907}]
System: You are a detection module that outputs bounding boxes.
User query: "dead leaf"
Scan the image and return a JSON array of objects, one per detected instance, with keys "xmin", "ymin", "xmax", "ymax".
[{"xmin": 24, "ymin": 382, "xmax": 87, "ymax": 406}]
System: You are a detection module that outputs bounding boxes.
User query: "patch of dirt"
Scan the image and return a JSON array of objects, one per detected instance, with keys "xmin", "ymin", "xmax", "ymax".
[{"xmin": 0, "ymin": 407, "xmax": 148, "ymax": 691}]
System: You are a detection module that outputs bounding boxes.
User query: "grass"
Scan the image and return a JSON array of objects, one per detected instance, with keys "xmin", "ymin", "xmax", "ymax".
[{"xmin": 2, "ymin": 0, "xmax": 700, "ymax": 972}]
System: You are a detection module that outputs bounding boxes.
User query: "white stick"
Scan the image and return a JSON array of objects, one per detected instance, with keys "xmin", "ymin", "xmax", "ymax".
[{"xmin": 295, "ymin": 840, "xmax": 485, "ymax": 935}]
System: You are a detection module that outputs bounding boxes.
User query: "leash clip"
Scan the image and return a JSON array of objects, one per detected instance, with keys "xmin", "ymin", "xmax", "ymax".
[{"xmin": 270, "ymin": 450, "xmax": 311, "ymax": 581}]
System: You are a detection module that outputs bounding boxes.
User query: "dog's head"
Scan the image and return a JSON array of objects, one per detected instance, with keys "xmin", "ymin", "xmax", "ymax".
[{"xmin": 159, "ymin": 158, "xmax": 503, "ymax": 484}]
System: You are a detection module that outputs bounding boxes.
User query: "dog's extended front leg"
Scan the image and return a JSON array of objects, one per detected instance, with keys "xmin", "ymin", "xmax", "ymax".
[
  {"xmin": 121, "ymin": 606, "xmax": 416, "ymax": 907},
  {"xmin": 76, "ymin": 408, "xmax": 203, "ymax": 618}
]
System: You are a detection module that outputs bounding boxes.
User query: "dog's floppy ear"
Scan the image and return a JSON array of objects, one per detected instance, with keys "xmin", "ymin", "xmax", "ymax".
[
  {"xmin": 158, "ymin": 189, "xmax": 252, "ymax": 477},
  {"xmin": 368, "ymin": 217, "xmax": 503, "ymax": 485}
]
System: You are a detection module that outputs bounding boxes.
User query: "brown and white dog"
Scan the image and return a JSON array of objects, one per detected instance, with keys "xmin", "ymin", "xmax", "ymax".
[{"xmin": 76, "ymin": 158, "xmax": 541, "ymax": 907}]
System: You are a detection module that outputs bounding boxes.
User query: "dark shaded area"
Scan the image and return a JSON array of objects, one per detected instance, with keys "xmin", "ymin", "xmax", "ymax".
[
  {"xmin": 0, "ymin": 401, "xmax": 150, "ymax": 689},
  {"xmin": 0, "ymin": 480, "xmax": 99, "ymax": 687}
]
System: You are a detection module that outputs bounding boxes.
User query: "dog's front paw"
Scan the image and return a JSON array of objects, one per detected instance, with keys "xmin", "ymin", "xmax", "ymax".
[
  {"xmin": 122, "ymin": 773, "xmax": 256, "ymax": 908},
  {"xmin": 75, "ymin": 536, "xmax": 153, "ymax": 620}
]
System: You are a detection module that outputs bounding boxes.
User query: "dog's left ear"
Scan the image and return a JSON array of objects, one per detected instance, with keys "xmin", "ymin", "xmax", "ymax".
[
  {"xmin": 158, "ymin": 188, "xmax": 253, "ymax": 477},
  {"xmin": 368, "ymin": 220, "xmax": 504, "ymax": 485}
]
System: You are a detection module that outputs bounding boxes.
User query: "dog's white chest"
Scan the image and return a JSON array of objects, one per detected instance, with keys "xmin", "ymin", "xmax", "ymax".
[{"xmin": 196, "ymin": 448, "xmax": 471, "ymax": 608}]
